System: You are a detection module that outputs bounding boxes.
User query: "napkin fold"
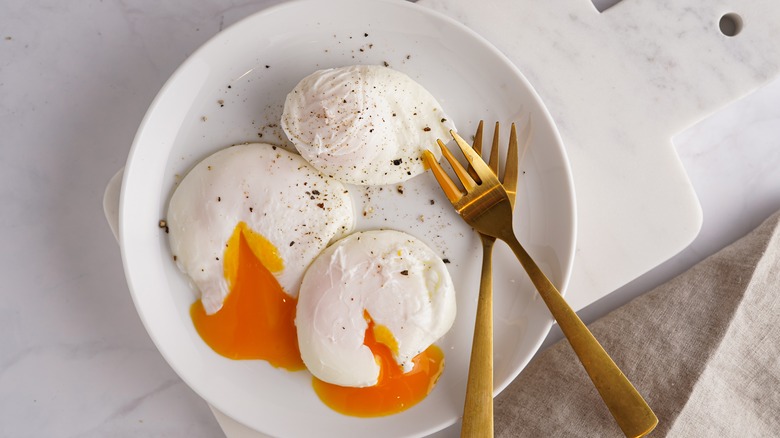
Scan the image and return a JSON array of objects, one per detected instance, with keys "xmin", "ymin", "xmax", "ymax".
[{"xmin": 495, "ymin": 210, "xmax": 780, "ymax": 437}]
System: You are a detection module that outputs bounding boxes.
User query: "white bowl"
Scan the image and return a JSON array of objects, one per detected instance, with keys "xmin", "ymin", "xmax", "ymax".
[{"xmin": 117, "ymin": 0, "xmax": 576, "ymax": 436}]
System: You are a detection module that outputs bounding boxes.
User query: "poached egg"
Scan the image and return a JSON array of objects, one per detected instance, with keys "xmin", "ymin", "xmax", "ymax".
[
  {"xmin": 296, "ymin": 229, "xmax": 456, "ymax": 389},
  {"xmin": 166, "ymin": 143, "xmax": 354, "ymax": 368},
  {"xmin": 281, "ymin": 65, "xmax": 456, "ymax": 185}
]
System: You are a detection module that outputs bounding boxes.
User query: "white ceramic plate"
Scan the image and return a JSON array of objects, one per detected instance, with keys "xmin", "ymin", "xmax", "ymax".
[{"xmin": 119, "ymin": 0, "xmax": 576, "ymax": 436}]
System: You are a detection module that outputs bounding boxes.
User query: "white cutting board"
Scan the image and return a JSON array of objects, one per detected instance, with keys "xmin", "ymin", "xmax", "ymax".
[{"xmin": 418, "ymin": 0, "xmax": 780, "ymax": 310}]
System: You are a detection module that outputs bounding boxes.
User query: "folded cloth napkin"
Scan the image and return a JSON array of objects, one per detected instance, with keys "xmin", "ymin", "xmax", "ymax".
[{"xmin": 495, "ymin": 210, "xmax": 780, "ymax": 437}]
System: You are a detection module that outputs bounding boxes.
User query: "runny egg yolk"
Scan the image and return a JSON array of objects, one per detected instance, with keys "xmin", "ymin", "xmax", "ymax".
[
  {"xmin": 190, "ymin": 222, "xmax": 445, "ymax": 414},
  {"xmin": 190, "ymin": 222, "xmax": 304, "ymax": 371},
  {"xmin": 312, "ymin": 311, "xmax": 445, "ymax": 417}
]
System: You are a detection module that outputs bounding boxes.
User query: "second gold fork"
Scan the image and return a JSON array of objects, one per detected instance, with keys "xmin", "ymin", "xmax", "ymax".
[
  {"xmin": 423, "ymin": 123, "xmax": 658, "ymax": 438},
  {"xmin": 459, "ymin": 121, "xmax": 525, "ymax": 438}
]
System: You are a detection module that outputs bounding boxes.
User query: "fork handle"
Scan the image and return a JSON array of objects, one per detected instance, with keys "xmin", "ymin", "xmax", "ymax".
[
  {"xmin": 499, "ymin": 230, "xmax": 658, "ymax": 438},
  {"xmin": 461, "ymin": 236, "xmax": 495, "ymax": 438}
]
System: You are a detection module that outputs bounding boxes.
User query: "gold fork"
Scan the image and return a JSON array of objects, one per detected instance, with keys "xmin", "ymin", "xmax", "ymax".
[
  {"xmin": 422, "ymin": 124, "xmax": 658, "ymax": 438},
  {"xmin": 456, "ymin": 121, "xmax": 524, "ymax": 437}
]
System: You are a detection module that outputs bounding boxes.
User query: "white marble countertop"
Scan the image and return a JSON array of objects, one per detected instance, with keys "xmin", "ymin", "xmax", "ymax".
[{"xmin": 1, "ymin": 1, "xmax": 778, "ymax": 437}]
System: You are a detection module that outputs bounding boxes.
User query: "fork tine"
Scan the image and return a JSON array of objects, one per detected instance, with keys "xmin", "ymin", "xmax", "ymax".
[
  {"xmin": 421, "ymin": 150, "xmax": 463, "ymax": 203},
  {"xmin": 488, "ymin": 122, "xmax": 500, "ymax": 176},
  {"xmin": 504, "ymin": 118, "xmax": 533, "ymax": 207},
  {"xmin": 450, "ymin": 130, "xmax": 499, "ymax": 185},
  {"xmin": 503, "ymin": 123, "xmax": 519, "ymax": 207},
  {"xmin": 473, "ymin": 121, "xmax": 485, "ymax": 156},
  {"xmin": 466, "ymin": 121, "xmax": 485, "ymax": 182},
  {"xmin": 438, "ymin": 138, "xmax": 478, "ymax": 192}
]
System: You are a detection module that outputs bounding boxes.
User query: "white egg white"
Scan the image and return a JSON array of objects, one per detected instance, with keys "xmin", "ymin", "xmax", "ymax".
[
  {"xmin": 167, "ymin": 143, "xmax": 355, "ymax": 314},
  {"xmin": 281, "ymin": 65, "xmax": 456, "ymax": 186},
  {"xmin": 296, "ymin": 230, "xmax": 456, "ymax": 387}
]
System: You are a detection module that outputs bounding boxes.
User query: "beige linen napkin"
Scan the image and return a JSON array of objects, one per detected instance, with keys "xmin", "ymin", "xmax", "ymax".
[{"xmin": 495, "ymin": 210, "xmax": 780, "ymax": 437}]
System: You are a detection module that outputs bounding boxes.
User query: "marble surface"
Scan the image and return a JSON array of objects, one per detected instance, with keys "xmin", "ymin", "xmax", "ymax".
[
  {"xmin": 421, "ymin": 0, "xmax": 780, "ymax": 311},
  {"xmin": 1, "ymin": 1, "xmax": 778, "ymax": 437}
]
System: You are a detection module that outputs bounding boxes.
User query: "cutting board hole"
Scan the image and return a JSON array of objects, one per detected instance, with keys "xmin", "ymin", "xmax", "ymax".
[{"xmin": 719, "ymin": 13, "xmax": 743, "ymax": 37}]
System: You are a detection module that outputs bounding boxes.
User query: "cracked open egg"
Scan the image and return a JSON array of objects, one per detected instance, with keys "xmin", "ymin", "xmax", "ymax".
[
  {"xmin": 166, "ymin": 143, "xmax": 354, "ymax": 369},
  {"xmin": 297, "ymin": 230, "xmax": 456, "ymax": 416}
]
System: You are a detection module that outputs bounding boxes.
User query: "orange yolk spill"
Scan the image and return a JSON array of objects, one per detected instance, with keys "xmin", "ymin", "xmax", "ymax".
[
  {"xmin": 312, "ymin": 311, "xmax": 445, "ymax": 417},
  {"xmin": 188, "ymin": 222, "xmax": 445, "ymax": 414},
  {"xmin": 190, "ymin": 222, "xmax": 304, "ymax": 371}
]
